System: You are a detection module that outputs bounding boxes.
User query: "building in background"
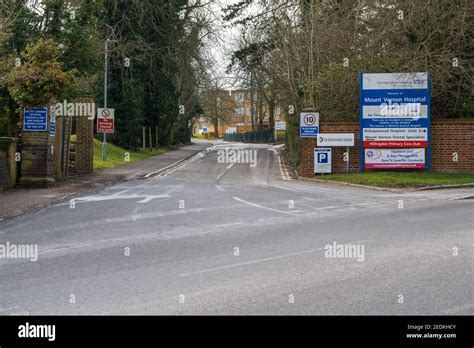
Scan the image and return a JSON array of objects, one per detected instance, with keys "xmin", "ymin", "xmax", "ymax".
[{"xmin": 194, "ymin": 88, "xmax": 285, "ymax": 137}]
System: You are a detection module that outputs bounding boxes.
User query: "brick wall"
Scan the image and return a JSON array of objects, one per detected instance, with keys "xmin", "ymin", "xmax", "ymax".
[
  {"xmin": 74, "ymin": 96, "xmax": 94, "ymax": 175},
  {"xmin": 301, "ymin": 120, "xmax": 474, "ymax": 176},
  {"xmin": 430, "ymin": 121, "xmax": 474, "ymax": 173},
  {"xmin": 21, "ymin": 131, "xmax": 55, "ymax": 183}
]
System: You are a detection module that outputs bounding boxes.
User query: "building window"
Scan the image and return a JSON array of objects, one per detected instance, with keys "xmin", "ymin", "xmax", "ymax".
[
  {"xmin": 235, "ymin": 92, "xmax": 244, "ymax": 102},
  {"xmin": 235, "ymin": 107, "xmax": 244, "ymax": 117}
]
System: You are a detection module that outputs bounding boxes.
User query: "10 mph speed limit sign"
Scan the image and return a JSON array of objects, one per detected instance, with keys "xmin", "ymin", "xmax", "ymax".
[{"xmin": 300, "ymin": 112, "xmax": 319, "ymax": 137}]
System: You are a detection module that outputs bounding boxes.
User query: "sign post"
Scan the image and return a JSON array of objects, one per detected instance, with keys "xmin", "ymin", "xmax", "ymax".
[
  {"xmin": 102, "ymin": 39, "xmax": 117, "ymax": 161},
  {"xmin": 346, "ymin": 147, "xmax": 349, "ymax": 173}
]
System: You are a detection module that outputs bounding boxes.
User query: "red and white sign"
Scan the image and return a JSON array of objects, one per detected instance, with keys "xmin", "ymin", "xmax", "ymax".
[
  {"xmin": 362, "ymin": 128, "xmax": 428, "ymax": 148},
  {"xmin": 365, "ymin": 148, "xmax": 425, "ymax": 169},
  {"xmin": 300, "ymin": 112, "xmax": 319, "ymax": 127},
  {"xmin": 97, "ymin": 108, "xmax": 115, "ymax": 133}
]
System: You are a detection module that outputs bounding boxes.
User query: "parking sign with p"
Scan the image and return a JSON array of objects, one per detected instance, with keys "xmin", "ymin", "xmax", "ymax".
[{"xmin": 314, "ymin": 148, "xmax": 332, "ymax": 173}]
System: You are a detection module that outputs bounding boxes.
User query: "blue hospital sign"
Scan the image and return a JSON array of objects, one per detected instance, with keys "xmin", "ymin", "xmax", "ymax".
[
  {"xmin": 314, "ymin": 148, "xmax": 332, "ymax": 173},
  {"xmin": 360, "ymin": 72, "xmax": 431, "ymax": 171},
  {"xmin": 23, "ymin": 108, "xmax": 48, "ymax": 131}
]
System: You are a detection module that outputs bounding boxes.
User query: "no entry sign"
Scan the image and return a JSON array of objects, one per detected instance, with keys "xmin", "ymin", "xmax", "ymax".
[
  {"xmin": 300, "ymin": 112, "xmax": 319, "ymax": 137},
  {"xmin": 97, "ymin": 108, "xmax": 115, "ymax": 133}
]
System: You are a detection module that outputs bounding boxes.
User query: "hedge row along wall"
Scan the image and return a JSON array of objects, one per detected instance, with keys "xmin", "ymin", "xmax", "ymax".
[{"xmin": 300, "ymin": 120, "xmax": 474, "ymax": 176}]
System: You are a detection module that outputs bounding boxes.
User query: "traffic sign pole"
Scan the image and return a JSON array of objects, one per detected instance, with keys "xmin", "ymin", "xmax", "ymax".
[
  {"xmin": 102, "ymin": 39, "xmax": 117, "ymax": 161},
  {"xmin": 102, "ymin": 40, "xmax": 108, "ymax": 161},
  {"xmin": 346, "ymin": 146, "xmax": 349, "ymax": 173}
]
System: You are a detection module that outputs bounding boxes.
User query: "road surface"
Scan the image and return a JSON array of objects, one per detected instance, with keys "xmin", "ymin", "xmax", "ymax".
[{"xmin": 0, "ymin": 141, "xmax": 472, "ymax": 315}]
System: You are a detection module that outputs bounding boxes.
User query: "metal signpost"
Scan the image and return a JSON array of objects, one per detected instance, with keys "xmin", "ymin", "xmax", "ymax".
[
  {"xmin": 102, "ymin": 39, "xmax": 117, "ymax": 161},
  {"xmin": 359, "ymin": 73, "xmax": 431, "ymax": 172}
]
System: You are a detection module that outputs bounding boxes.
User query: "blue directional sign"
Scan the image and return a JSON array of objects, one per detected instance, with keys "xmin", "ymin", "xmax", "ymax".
[
  {"xmin": 24, "ymin": 108, "xmax": 48, "ymax": 131},
  {"xmin": 49, "ymin": 110, "xmax": 56, "ymax": 137}
]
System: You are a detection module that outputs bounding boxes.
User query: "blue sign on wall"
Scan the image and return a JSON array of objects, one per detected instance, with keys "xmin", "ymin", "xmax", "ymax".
[
  {"xmin": 49, "ymin": 109, "xmax": 56, "ymax": 137},
  {"xmin": 24, "ymin": 108, "xmax": 48, "ymax": 131}
]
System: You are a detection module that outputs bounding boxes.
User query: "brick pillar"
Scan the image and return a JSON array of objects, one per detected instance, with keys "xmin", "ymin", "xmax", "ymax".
[
  {"xmin": 300, "ymin": 137, "xmax": 316, "ymax": 177},
  {"xmin": 75, "ymin": 96, "xmax": 94, "ymax": 175},
  {"xmin": 20, "ymin": 117, "xmax": 56, "ymax": 187}
]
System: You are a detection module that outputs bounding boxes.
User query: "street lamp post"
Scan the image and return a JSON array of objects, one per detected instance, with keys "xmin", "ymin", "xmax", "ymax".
[{"xmin": 102, "ymin": 39, "xmax": 117, "ymax": 161}]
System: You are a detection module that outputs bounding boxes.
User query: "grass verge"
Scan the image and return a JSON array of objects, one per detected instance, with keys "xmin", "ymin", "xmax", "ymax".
[
  {"xmin": 71, "ymin": 135, "xmax": 169, "ymax": 171},
  {"xmin": 92, "ymin": 138, "xmax": 168, "ymax": 171},
  {"xmin": 192, "ymin": 134, "xmax": 219, "ymax": 140},
  {"xmin": 313, "ymin": 172, "xmax": 474, "ymax": 188}
]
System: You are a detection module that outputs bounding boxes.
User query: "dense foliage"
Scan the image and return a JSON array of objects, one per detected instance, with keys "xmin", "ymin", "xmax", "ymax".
[
  {"xmin": 0, "ymin": 0, "xmax": 208, "ymax": 149},
  {"xmin": 225, "ymin": 0, "xmax": 474, "ymax": 168}
]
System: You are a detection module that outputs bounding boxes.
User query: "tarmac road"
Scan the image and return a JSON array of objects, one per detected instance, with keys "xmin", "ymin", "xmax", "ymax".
[{"xmin": 0, "ymin": 141, "xmax": 472, "ymax": 315}]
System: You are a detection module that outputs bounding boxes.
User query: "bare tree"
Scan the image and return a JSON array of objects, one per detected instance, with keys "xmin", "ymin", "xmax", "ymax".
[{"xmin": 201, "ymin": 74, "xmax": 237, "ymax": 138}]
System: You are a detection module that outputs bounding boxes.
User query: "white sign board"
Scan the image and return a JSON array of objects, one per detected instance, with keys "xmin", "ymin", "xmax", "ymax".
[
  {"xmin": 362, "ymin": 73, "xmax": 428, "ymax": 90},
  {"xmin": 317, "ymin": 133, "xmax": 354, "ymax": 147},
  {"xmin": 365, "ymin": 148, "xmax": 425, "ymax": 169},
  {"xmin": 314, "ymin": 148, "xmax": 332, "ymax": 173},
  {"xmin": 275, "ymin": 121, "xmax": 287, "ymax": 130},
  {"xmin": 300, "ymin": 112, "xmax": 319, "ymax": 137}
]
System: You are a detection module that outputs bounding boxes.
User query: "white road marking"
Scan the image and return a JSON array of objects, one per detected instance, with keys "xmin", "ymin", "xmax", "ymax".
[
  {"xmin": 179, "ymin": 239, "xmax": 374, "ymax": 277},
  {"xmin": 232, "ymin": 196, "xmax": 301, "ymax": 214},
  {"xmin": 106, "ymin": 184, "xmax": 184, "ymax": 190},
  {"xmin": 56, "ymin": 193, "xmax": 170, "ymax": 205},
  {"xmin": 443, "ymin": 303, "xmax": 474, "ymax": 314},
  {"xmin": 216, "ymin": 222, "xmax": 244, "ymax": 227},
  {"xmin": 215, "ymin": 184, "xmax": 225, "ymax": 192},
  {"xmin": 144, "ymin": 159, "xmax": 184, "ymax": 178},
  {"xmin": 216, "ymin": 163, "xmax": 235, "ymax": 181},
  {"xmin": 145, "ymin": 153, "xmax": 199, "ymax": 178},
  {"xmin": 312, "ymin": 205, "xmax": 339, "ymax": 210}
]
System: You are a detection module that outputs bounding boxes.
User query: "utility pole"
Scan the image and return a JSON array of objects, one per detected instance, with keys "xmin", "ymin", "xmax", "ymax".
[{"xmin": 103, "ymin": 39, "xmax": 117, "ymax": 161}]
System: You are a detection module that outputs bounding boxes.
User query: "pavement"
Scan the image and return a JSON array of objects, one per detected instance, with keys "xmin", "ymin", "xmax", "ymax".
[
  {"xmin": 0, "ymin": 142, "xmax": 210, "ymax": 221},
  {"xmin": 0, "ymin": 141, "xmax": 472, "ymax": 315}
]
